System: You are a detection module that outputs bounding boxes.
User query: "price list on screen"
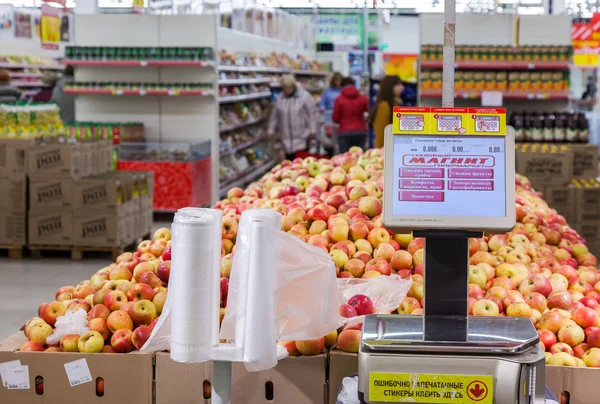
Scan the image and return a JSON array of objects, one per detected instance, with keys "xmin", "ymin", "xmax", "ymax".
[{"xmin": 392, "ymin": 135, "xmax": 506, "ymax": 217}]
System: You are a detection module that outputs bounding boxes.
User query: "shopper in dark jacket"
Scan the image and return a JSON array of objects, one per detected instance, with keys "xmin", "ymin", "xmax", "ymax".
[
  {"xmin": 332, "ymin": 77, "xmax": 369, "ymax": 153},
  {"xmin": 0, "ymin": 69, "xmax": 21, "ymax": 104}
]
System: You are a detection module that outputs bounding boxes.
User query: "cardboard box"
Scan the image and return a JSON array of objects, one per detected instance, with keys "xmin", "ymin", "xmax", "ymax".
[
  {"xmin": 73, "ymin": 176, "xmax": 122, "ymax": 210},
  {"xmin": 546, "ymin": 365, "xmax": 600, "ymax": 404},
  {"xmin": 27, "ymin": 143, "xmax": 83, "ymax": 177},
  {"xmin": 575, "ymin": 221, "xmax": 600, "ymax": 255},
  {"xmin": 28, "ymin": 209, "xmax": 73, "ymax": 246},
  {"xmin": 328, "ymin": 350, "xmax": 358, "ymax": 404},
  {"xmin": 516, "ymin": 144, "xmax": 573, "ymax": 188},
  {"xmin": 72, "ymin": 207, "xmax": 126, "ymax": 247},
  {"xmin": 0, "ymin": 174, "xmax": 26, "ymax": 211},
  {"xmin": 544, "ymin": 185, "xmax": 576, "ymax": 224},
  {"xmin": 570, "ymin": 144, "xmax": 599, "ymax": 178},
  {"xmin": 573, "ymin": 179, "xmax": 600, "ymax": 222},
  {"xmin": 231, "ymin": 355, "xmax": 327, "ymax": 404},
  {"xmin": 29, "ymin": 176, "xmax": 73, "ymax": 208},
  {"xmin": 0, "ymin": 332, "xmax": 153, "ymax": 404},
  {"xmin": 0, "ymin": 210, "xmax": 26, "ymax": 245},
  {"xmin": 154, "ymin": 352, "xmax": 212, "ymax": 404},
  {"xmin": 0, "ymin": 139, "xmax": 29, "ymax": 174}
]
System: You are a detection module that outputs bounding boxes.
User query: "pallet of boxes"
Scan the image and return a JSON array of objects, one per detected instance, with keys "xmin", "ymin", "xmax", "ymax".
[
  {"xmin": 25, "ymin": 138, "xmax": 153, "ymax": 260},
  {"xmin": 516, "ymin": 143, "xmax": 600, "ymax": 255}
]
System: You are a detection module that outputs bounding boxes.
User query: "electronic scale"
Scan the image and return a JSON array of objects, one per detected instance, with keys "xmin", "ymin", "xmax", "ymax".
[{"xmin": 356, "ymin": 107, "xmax": 546, "ymax": 403}]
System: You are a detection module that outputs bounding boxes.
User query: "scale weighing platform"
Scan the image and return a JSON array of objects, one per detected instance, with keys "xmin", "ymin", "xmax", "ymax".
[{"xmin": 357, "ymin": 107, "xmax": 546, "ymax": 404}]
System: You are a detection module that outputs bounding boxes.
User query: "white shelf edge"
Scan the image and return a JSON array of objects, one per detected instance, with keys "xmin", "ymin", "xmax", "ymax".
[
  {"xmin": 219, "ymin": 91, "xmax": 271, "ymax": 103},
  {"xmin": 219, "ymin": 78, "xmax": 272, "ymax": 85}
]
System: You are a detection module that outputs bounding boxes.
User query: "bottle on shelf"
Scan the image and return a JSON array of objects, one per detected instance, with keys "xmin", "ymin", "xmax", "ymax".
[
  {"xmin": 531, "ymin": 112, "xmax": 545, "ymax": 142},
  {"xmin": 543, "ymin": 111, "xmax": 555, "ymax": 143},
  {"xmin": 577, "ymin": 112, "xmax": 589, "ymax": 143},
  {"xmin": 510, "ymin": 111, "xmax": 524, "ymax": 142},
  {"xmin": 566, "ymin": 112, "xmax": 579, "ymax": 143},
  {"xmin": 554, "ymin": 112, "xmax": 567, "ymax": 143},
  {"xmin": 523, "ymin": 111, "xmax": 535, "ymax": 142}
]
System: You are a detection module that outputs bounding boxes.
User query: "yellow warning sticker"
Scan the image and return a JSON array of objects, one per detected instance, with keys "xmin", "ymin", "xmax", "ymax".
[{"xmin": 369, "ymin": 373, "xmax": 494, "ymax": 403}]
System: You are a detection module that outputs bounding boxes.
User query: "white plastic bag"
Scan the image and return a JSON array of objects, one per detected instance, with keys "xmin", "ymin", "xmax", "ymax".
[
  {"xmin": 337, "ymin": 274, "xmax": 412, "ymax": 327},
  {"xmin": 337, "ymin": 376, "xmax": 360, "ymax": 404},
  {"xmin": 46, "ymin": 309, "xmax": 89, "ymax": 346}
]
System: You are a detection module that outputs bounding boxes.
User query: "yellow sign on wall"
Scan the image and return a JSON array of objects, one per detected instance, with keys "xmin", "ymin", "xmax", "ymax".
[{"xmin": 40, "ymin": 4, "xmax": 60, "ymax": 50}]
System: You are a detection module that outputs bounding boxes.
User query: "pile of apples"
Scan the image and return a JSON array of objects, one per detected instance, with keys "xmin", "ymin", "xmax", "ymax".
[{"xmin": 20, "ymin": 229, "xmax": 172, "ymax": 354}]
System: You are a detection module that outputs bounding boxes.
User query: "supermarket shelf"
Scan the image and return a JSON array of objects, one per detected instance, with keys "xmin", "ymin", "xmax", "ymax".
[
  {"xmin": 219, "ymin": 65, "xmax": 330, "ymax": 76},
  {"xmin": 421, "ymin": 92, "xmax": 570, "ymax": 100},
  {"xmin": 64, "ymin": 88, "xmax": 214, "ymax": 96},
  {"xmin": 9, "ymin": 72, "xmax": 43, "ymax": 78},
  {"xmin": 220, "ymin": 116, "xmax": 267, "ymax": 133},
  {"xmin": 269, "ymin": 82, "xmax": 323, "ymax": 92},
  {"xmin": 421, "ymin": 61, "xmax": 570, "ymax": 70},
  {"xmin": 219, "ymin": 91, "xmax": 271, "ymax": 103},
  {"xmin": 11, "ymin": 81, "xmax": 49, "ymax": 87},
  {"xmin": 220, "ymin": 136, "xmax": 268, "ymax": 157},
  {"xmin": 219, "ymin": 78, "xmax": 271, "ymax": 85},
  {"xmin": 219, "ymin": 158, "xmax": 276, "ymax": 194},
  {"xmin": 64, "ymin": 59, "xmax": 216, "ymax": 67},
  {"xmin": 0, "ymin": 63, "xmax": 64, "ymax": 70}
]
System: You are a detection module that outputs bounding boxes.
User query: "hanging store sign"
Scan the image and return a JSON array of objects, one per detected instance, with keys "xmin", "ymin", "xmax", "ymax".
[{"xmin": 572, "ymin": 21, "xmax": 598, "ymax": 69}]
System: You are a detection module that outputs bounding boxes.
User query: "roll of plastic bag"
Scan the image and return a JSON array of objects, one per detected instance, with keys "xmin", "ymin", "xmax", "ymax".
[{"xmin": 141, "ymin": 208, "xmax": 222, "ymax": 363}]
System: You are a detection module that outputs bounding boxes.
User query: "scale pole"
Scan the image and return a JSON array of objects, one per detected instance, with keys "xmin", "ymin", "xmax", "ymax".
[
  {"xmin": 212, "ymin": 361, "xmax": 232, "ymax": 404},
  {"xmin": 442, "ymin": 0, "xmax": 456, "ymax": 108}
]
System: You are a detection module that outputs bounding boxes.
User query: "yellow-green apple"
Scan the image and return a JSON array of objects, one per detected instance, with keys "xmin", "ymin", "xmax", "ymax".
[
  {"xmin": 578, "ymin": 271, "xmax": 597, "ymax": 286},
  {"xmin": 59, "ymin": 334, "xmax": 80, "ymax": 352},
  {"xmin": 77, "ymin": 331, "xmax": 104, "ymax": 353},
  {"xmin": 68, "ymin": 299, "xmax": 91, "ymax": 313},
  {"xmin": 339, "ymin": 304, "xmax": 358, "ymax": 318},
  {"xmin": 573, "ymin": 343, "xmax": 589, "ymax": 358},
  {"xmin": 398, "ymin": 297, "xmax": 421, "ymax": 314},
  {"xmin": 569, "ymin": 277, "xmax": 593, "ymax": 295},
  {"xmin": 365, "ymin": 258, "xmax": 391, "ymax": 276},
  {"xmin": 104, "ymin": 290, "xmax": 128, "ymax": 312},
  {"xmin": 344, "ymin": 259, "xmax": 366, "ymax": 278},
  {"xmin": 88, "ymin": 318, "xmax": 110, "ymax": 340},
  {"xmin": 127, "ymin": 283, "xmax": 155, "ymax": 302},
  {"xmin": 106, "ymin": 310, "xmax": 133, "ymax": 333},
  {"xmin": 354, "ymin": 239, "xmax": 373, "ymax": 254},
  {"xmin": 56, "ymin": 292, "xmax": 73, "ymax": 302},
  {"xmin": 20, "ymin": 341, "xmax": 44, "ymax": 352},
  {"xmin": 149, "ymin": 240, "xmax": 166, "ymax": 258},
  {"xmin": 137, "ymin": 240, "xmax": 153, "ymax": 256},
  {"xmin": 507, "ymin": 302, "xmax": 532, "ymax": 318},
  {"xmin": 488, "ymin": 234, "xmax": 508, "ymax": 251},
  {"xmin": 55, "ymin": 286, "xmax": 75, "ymax": 300},
  {"xmin": 412, "ymin": 249, "xmax": 424, "ymax": 267},
  {"xmin": 337, "ymin": 330, "xmax": 361, "ymax": 353},
  {"xmin": 309, "ymin": 220, "xmax": 327, "ymax": 235},
  {"xmin": 550, "ymin": 342, "xmax": 575, "ymax": 356},
  {"xmin": 138, "ymin": 272, "xmax": 163, "ymax": 289},
  {"xmin": 525, "ymin": 293, "xmax": 548, "ymax": 313},
  {"xmin": 45, "ymin": 346, "xmax": 62, "ymax": 352},
  {"xmin": 537, "ymin": 310, "xmax": 563, "ymax": 333},
  {"xmin": 90, "ymin": 273, "xmax": 109, "ymax": 291},
  {"xmin": 222, "ymin": 239, "xmax": 233, "ymax": 254},
  {"xmin": 531, "ymin": 232, "xmax": 546, "ymax": 246},
  {"xmin": 582, "ymin": 347, "xmax": 600, "ymax": 367},
  {"xmin": 329, "ymin": 220, "xmax": 349, "ymax": 243},
  {"xmin": 486, "ymin": 286, "xmax": 509, "ymax": 301},
  {"xmin": 354, "ymin": 251, "xmax": 372, "ymax": 265},
  {"xmin": 572, "ymin": 307, "xmax": 599, "ymax": 328},
  {"xmin": 506, "ymin": 250, "xmax": 531, "ymax": 265},
  {"xmin": 132, "ymin": 325, "xmax": 152, "ymax": 350},
  {"xmin": 538, "ymin": 329, "xmax": 557, "ymax": 351},
  {"xmin": 487, "ymin": 296, "xmax": 504, "ymax": 313},
  {"xmin": 473, "ymin": 299, "xmax": 500, "ymax": 316},
  {"xmin": 87, "ymin": 304, "xmax": 110, "ymax": 321},
  {"xmin": 109, "ymin": 265, "xmax": 132, "ymax": 282},
  {"xmin": 373, "ymin": 243, "xmax": 395, "ymax": 262},
  {"xmin": 469, "ymin": 265, "xmax": 488, "ymax": 289},
  {"xmin": 558, "ymin": 323, "xmax": 585, "ymax": 347},
  {"xmin": 476, "ymin": 263, "xmax": 495, "ymax": 281},
  {"xmin": 324, "ymin": 330, "xmax": 338, "ymax": 348},
  {"xmin": 390, "ymin": 250, "xmax": 412, "ymax": 272},
  {"xmin": 156, "ymin": 261, "xmax": 171, "ymax": 285},
  {"xmin": 93, "ymin": 288, "xmax": 112, "ymax": 306},
  {"xmin": 40, "ymin": 301, "xmax": 67, "ymax": 327},
  {"xmin": 367, "ymin": 228, "xmax": 390, "ymax": 248},
  {"xmin": 548, "ymin": 291, "xmax": 574, "ymax": 310},
  {"xmin": 153, "ymin": 227, "xmax": 171, "ymax": 242},
  {"xmin": 343, "ymin": 240, "xmax": 357, "ymax": 256},
  {"xmin": 572, "ymin": 243, "xmax": 589, "ymax": 258},
  {"xmin": 349, "ymin": 222, "xmax": 369, "ymax": 241},
  {"xmin": 544, "ymin": 352, "xmax": 552, "ymax": 363},
  {"xmin": 73, "ymin": 284, "xmax": 96, "ymax": 299},
  {"xmin": 329, "ymin": 250, "xmax": 349, "ymax": 270},
  {"xmin": 110, "ymin": 329, "xmax": 134, "ymax": 353},
  {"xmin": 547, "ymin": 352, "xmax": 578, "ymax": 366},
  {"xmin": 550, "ymin": 273, "xmax": 569, "ymax": 293},
  {"xmin": 130, "ymin": 299, "xmax": 157, "ymax": 325},
  {"xmin": 519, "ymin": 274, "xmax": 553, "ymax": 297},
  {"xmin": 348, "ymin": 294, "xmax": 374, "ymax": 315},
  {"xmin": 407, "ymin": 238, "xmax": 425, "ymax": 255},
  {"xmin": 221, "ymin": 217, "xmax": 238, "ymax": 240},
  {"xmin": 153, "ymin": 291, "xmax": 167, "ymax": 315},
  {"xmin": 133, "ymin": 262, "xmax": 156, "ymax": 283},
  {"xmin": 295, "ymin": 338, "xmax": 325, "ymax": 356},
  {"xmin": 358, "ymin": 196, "xmax": 382, "ymax": 218},
  {"xmin": 490, "ymin": 276, "xmax": 515, "ymax": 290},
  {"xmin": 530, "ymin": 309, "xmax": 542, "ymax": 325},
  {"xmin": 23, "ymin": 317, "xmax": 45, "ymax": 339},
  {"xmin": 470, "ymin": 251, "xmax": 497, "ymax": 267},
  {"xmin": 394, "ymin": 233, "xmax": 413, "ymax": 249}
]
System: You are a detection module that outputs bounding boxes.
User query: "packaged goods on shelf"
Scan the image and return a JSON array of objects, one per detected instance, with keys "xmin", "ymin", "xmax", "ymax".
[
  {"xmin": 0, "ymin": 55, "xmax": 63, "ymax": 69},
  {"xmin": 65, "ymin": 121, "xmax": 145, "ymax": 144},
  {"xmin": 0, "ymin": 103, "xmax": 65, "ymax": 138},
  {"xmin": 218, "ymin": 50, "xmax": 328, "ymax": 74},
  {"xmin": 510, "ymin": 111, "xmax": 589, "ymax": 143},
  {"xmin": 421, "ymin": 45, "xmax": 572, "ymax": 63},
  {"xmin": 65, "ymin": 81, "xmax": 213, "ymax": 95},
  {"xmin": 66, "ymin": 46, "xmax": 214, "ymax": 61}
]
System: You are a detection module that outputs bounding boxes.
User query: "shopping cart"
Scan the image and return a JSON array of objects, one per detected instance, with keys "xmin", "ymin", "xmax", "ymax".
[{"xmin": 295, "ymin": 108, "xmax": 334, "ymax": 159}]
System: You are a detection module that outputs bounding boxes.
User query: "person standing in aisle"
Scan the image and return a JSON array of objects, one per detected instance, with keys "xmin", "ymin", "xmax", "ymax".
[
  {"xmin": 371, "ymin": 75, "xmax": 404, "ymax": 148},
  {"xmin": 51, "ymin": 65, "xmax": 75, "ymax": 123},
  {"xmin": 33, "ymin": 71, "xmax": 59, "ymax": 103},
  {"xmin": 0, "ymin": 69, "xmax": 22, "ymax": 104},
  {"xmin": 332, "ymin": 77, "xmax": 369, "ymax": 153},
  {"xmin": 268, "ymin": 74, "xmax": 318, "ymax": 160},
  {"xmin": 319, "ymin": 72, "xmax": 343, "ymax": 157}
]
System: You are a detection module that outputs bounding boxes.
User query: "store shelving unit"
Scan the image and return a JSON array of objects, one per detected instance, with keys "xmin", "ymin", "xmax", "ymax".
[
  {"xmin": 220, "ymin": 116, "xmax": 267, "ymax": 133},
  {"xmin": 420, "ymin": 62, "xmax": 570, "ymax": 70},
  {"xmin": 421, "ymin": 92, "xmax": 570, "ymax": 100},
  {"xmin": 64, "ymin": 60, "xmax": 216, "ymax": 67},
  {"xmin": 65, "ymin": 89, "xmax": 214, "ymax": 96},
  {"xmin": 219, "ymin": 91, "xmax": 271, "ymax": 103}
]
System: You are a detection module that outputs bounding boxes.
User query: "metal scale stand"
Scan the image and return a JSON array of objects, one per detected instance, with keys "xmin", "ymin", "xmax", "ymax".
[{"xmin": 356, "ymin": 2, "xmax": 546, "ymax": 403}]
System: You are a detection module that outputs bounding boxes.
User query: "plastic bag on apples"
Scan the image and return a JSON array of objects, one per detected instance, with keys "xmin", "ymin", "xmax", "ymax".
[
  {"xmin": 45, "ymin": 309, "xmax": 89, "ymax": 346},
  {"xmin": 336, "ymin": 376, "xmax": 361, "ymax": 404},
  {"xmin": 337, "ymin": 274, "xmax": 412, "ymax": 328}
]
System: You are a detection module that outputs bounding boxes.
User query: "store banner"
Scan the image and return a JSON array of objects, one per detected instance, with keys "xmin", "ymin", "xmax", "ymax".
[
  {"xmin": 383, "ymin": 53, "xmax": 418, "ymax": 84},
  {"xmin": 0, "ymin": 5, "xmax": 14, "ymax": 39},
  {"xmin": 572, "ymin": 21, "xmax": 599, "ymax": 68},
  {"xmin": 313, "ymin": 14, "xmax": 379, "ymax": 51},
  {"xmin": 14, "ymin": 11, "xmax": 32, "ymax": 39},
  {"xmin": 40, "ymin": 4, "xmax": 60, "ymax": 50}
]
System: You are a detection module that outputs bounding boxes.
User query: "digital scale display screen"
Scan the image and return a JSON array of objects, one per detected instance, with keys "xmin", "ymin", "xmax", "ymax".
[{"xmin": 391, "ymin": 135, "xmax": 506, "ymax": 217}]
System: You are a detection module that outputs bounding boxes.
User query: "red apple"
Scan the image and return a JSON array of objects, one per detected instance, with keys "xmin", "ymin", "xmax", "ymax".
[{"xmin": 348, "ymin": 294, "xmax": 373, "ymax": 316}]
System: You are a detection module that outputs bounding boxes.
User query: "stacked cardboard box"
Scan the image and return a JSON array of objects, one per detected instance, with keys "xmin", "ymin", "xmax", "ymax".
[{"xmin": 572, "ymin": 179, "xmax": 600, "ymax": 255}]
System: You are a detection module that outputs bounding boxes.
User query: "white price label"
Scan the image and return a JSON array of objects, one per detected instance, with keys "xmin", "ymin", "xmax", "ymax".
[
  {"xmin": 116, "ymin": 89, "xmax": 124, "ymax": 96},
  {"xmin": 0, "ymin": 360, "xmax": 21, "ymax": 387},
  {"xmin": 140, "ymin": 89, "xmax": 146, "ymax": 96},
  {"xmin": 168, "ymin": 90, "xmax": 175, "ymax": 96},
  {"xmin": 527, "ymin": 63, "xmax": 535, "ymax": 70},
  {"xmin": 527, "ymin": 94, "xmax": 535, "ymax": 100},
  {"xmin": 140, "ymin": 60, "xmax": 148, "ymax": 67},
  {"xmin": 2, "ymin": 365, "xmax": 29, "ymax": 390},
  {"xmin": 64, "ymin": 359, "xmax": 92, "ymax": 387}
]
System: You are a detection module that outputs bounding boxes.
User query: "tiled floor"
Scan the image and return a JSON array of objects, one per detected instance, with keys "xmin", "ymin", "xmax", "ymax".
[{"xmin": 0, "ymin": 218, "xmax": 173, "ymax": 343}]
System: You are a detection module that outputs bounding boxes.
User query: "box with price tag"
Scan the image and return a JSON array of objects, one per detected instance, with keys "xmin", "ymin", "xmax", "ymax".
[{"xmin": 0, "ymin": 332, "xmax": 153, "ymax": 404}]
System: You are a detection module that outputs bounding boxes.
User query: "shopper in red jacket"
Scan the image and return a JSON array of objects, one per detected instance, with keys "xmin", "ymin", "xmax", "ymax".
[{"xmin": 332, "ymin": 77, "xmax": 369, "ymax": 153}]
